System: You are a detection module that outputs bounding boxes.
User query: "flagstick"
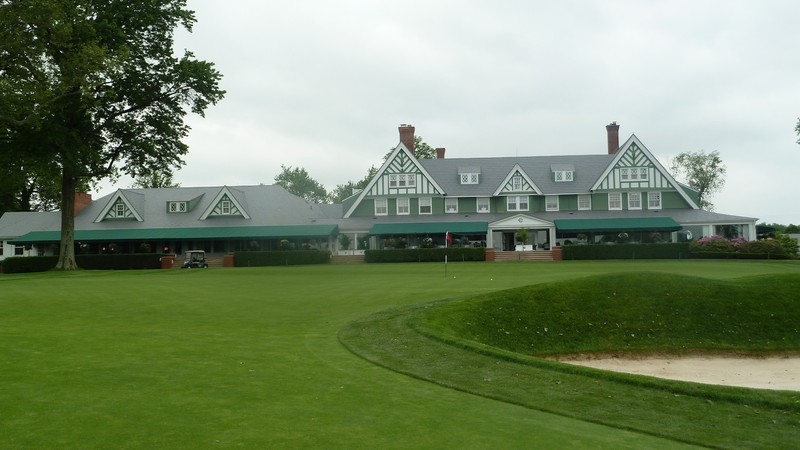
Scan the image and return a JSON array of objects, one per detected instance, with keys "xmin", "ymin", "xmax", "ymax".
[{"xmin": 445, "ymin": 231, "xmax": 448, "ymax": 278}]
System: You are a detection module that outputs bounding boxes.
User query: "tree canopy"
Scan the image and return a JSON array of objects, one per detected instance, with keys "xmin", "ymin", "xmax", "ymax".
[
  {"xmin": 670, "ymin": 150, "xmax": 726, "ymax": 210},
  {"xmin": 274, "ymin": 165, "xmax": 328, "ymax": 203},
  {"xmin": 0, "ymin": 0, "xmax": 224, "ymax": 269}
]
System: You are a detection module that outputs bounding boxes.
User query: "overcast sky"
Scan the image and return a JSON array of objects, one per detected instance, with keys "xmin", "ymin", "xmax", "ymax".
[{"xmin": 97, "ymin": 0, "xmax": 800, "ymax": 225}]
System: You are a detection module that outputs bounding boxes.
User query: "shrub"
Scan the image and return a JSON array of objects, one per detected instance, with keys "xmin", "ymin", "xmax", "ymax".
[
  {"xmin": 690, "ymin": 235, "xmax": 735, "ymax": 252},
  {"xmin": 233, "ymin": 250, "xmax": 331, "ymax": 267},
  {"xmin": 365, "ymin": 248, "xmax": 485, "ymax": 263},
  {"xmin": 1, "ymin": 256, "xmax": 60, "ymax": 273},
  {"xmin": 737, "ymin": 240, "xmax": 788, "ymax": 258},
  {"xmin": 562, "ymin": 243, "xmax": 690, "ymax": 260}
]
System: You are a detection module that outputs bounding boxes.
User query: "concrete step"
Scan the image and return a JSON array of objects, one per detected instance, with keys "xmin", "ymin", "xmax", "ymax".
[
  {"xmin": 494, "ymin": 250, "xmax": 553, "ymax": 261},
  {"xmin": 331, "ymin": 255, "xmax": 366, "ymax": 264}
]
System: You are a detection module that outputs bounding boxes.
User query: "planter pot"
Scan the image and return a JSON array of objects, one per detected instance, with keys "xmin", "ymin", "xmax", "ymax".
[{"xmin": 515, "ymin": 245, "xmax": 534, "ymax": 251}]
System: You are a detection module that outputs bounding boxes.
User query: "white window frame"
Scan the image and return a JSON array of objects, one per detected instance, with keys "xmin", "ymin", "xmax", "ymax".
[
  {"xmin": 115, "ymin": 202, "xmax": 125, "ymax": 217},
  {"xmin": 476, "ymin": 197, "xmax": 490, "ymax": 213},
  {"xmin": 554, "ymin": 171, "xmax": 574, "ymax": 182},
  {"xmin": 511, "ymin": 176, "xmax": 523, "ymax": 191},
  {"xmin": 169, "ymin": 201, "xmax": 187, "ymax": 213},
  {"xmin": 578, "ymin": 194, "xmax": 592, "ymax": 211},
  {"xmin": 545, "ymin": 195, "xmax": 559, "ymax": 211},
  {"xmin": 445, "ymin": 198, "xmax": 458, "ymax": 213},
  {"xmin": 14, "ymin": 244, "xmax": 24, "ymax": 256},
  {"xmin": 639, "ymin": 167, "xmax": 649, "ymax": 181},
  {"xmin": 397, "ymin": 198, "xmax": 410, "ymax": 215},
  {"xmin": 419, "ymin": 197, "xmax": 432, "ymax": 215},
  {"xmin": 507, "ymin": 195, "xmax": 528, "ymax": 212},
  {"xmin": 608, "ymin": 192, "xmax": 622, "ymax": 210},
  {"xmin": 220, "ymin": 200, "xmax": 232, "ymax": 215},
  {"xmin": 648, "ymin": 191, "xmax": 662, "ymax": 209},
  {"xmin": 389, "ymin": 174, "xmax": 398, "ymax": 188},
  {"xmin": 460, "ymin": 173, "xmax": 479, "ymax": 185},
  {"xmin": 0, "ymin": 241, "xmax": 4, "ymax": 256},
  {"xmin": 620, "ymin": 168, "xmax": 629, "ymax": 181},
  {"xmin": 374, "ymin": 198, "xmax": 388, "ymax": 216},
  {"xmin": 628, "ymin": 192, "xmax": 642, "ymax": 210}
]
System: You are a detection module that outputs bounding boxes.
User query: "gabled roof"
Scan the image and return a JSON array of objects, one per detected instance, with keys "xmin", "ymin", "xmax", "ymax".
[
  {"xmin": 343, "ymin": 142, "xmax": 445, "ymax": 218},
  {"xmin": 199, "ymin": 186, "xmax": 251, "ymax": 220},
  {"xmin": 493, "ymin": 164, "xmax": 543, "ymax": 196},
  {"xmin": 94, "ymin": 190, "xmax": 144, "ymax": 222},
  {"xmin": 590, "ymin": 134, "xmax": 699, "ymax": 209}
]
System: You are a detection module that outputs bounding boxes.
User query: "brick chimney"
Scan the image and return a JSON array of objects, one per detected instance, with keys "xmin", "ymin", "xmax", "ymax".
[
  {"xmin": 74, "ymin": 192, "xmax": 92, "ymax": 215},
  {"xmin": 436, "ymin": 147, "xmax": 446, "ymax": 159},
  {"xmin": 399, "ymin": 124, "xmax": 415, "ymax": 156},
  {"xmin": 606, "ymin": 122, "xmax": 620, "ymax": 154}
]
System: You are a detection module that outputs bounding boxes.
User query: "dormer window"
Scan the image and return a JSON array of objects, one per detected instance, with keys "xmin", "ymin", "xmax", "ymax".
[
  {"xmin": 460, "ymin": 173, "xmax": 479, "ymax": 184},
  {"xmin": 554, "ymin": 171, "xmax": 573, "ymax": 182},
  {"xmin": 511, "ymin": 176, "xmax": 522, "ymax": 191},
  {"xmin": 168, "ymin": 201, "xmax": 187, "ymax": 213},
  {"xmin": 551, "ymin": 164, "xmax": 575, "ymax": 183},
  {"xmin": 458, "ymin": 166, "xmax": 481, "ymax": 184},
  {"xmin": 114, "ymin": 203, "xmax": 126, "ymax": 217}
]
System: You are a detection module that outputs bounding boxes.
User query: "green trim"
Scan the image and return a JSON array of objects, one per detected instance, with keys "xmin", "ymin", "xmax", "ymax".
[
  {"xmin": 11, "ymin": 225, "xmax": 339, "ymax": 243},
  {"xmin": 554, "ymin": 217, "xmax": 682, "ymax": 233},
  {"xmin": 369, "ymin": 221, "xmax": 488, "ymax": 235}
]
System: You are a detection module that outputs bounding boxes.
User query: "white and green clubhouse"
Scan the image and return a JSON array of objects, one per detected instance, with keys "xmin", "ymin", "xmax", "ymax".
[{"xmin": 0, "ymin": 123, "xmax": 757, "ymax": 261}]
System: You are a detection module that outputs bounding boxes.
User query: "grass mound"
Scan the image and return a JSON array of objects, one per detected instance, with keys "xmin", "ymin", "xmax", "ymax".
[
  {"xmin": 340, "ymin": 272, "xmax": 800, "ymax": 449},
  {"xmin": 416, "ymin": 272, "xmax": 800, "ymax": 357}
]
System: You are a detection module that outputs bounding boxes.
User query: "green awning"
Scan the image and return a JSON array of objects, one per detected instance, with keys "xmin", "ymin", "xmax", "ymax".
[
  {"xmin": 10, "ymin": 224, "xmax": 339, "ymax": 244},
  {"xmin": 369, "ymin": 221, "xmax": 488, "ymax": 235},
  {"xmin": 554, "ymin": 217, "xmax": 682, "ymax": 233}
]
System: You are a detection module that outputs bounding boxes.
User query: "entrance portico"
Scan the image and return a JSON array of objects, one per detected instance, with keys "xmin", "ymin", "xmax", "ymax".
[{"xmin": 488, "ymin": 214, "xmax": 556, "ymax": 251}]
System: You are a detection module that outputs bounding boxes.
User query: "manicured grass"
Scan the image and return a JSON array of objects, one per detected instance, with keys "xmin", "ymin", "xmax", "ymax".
[{"xmin": 1, "ymin": 260, "xmax": 799, "ymax": 448}]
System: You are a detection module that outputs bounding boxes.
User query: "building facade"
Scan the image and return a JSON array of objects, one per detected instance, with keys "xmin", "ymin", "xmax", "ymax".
[{"xmin": 0, "ymin": 123, "xmax": 757, "ymax": 261}]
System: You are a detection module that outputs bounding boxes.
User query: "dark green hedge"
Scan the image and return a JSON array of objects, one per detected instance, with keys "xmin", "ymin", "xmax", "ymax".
[
  {"xmin": 77, "ymin": 254, "xmax": 162, "ymax": 269},
  {"xmin": 1, "ymin": 254, "xmax": 162, "ymax": 273},
  {"xmin": 365, "ymin": 247, "xmax": 485, "ymax": 263},
  {"xmin": 562, "ymin": 243, "xmax": 690, "ymax": 260},
  {"xmin": 1, "ymin": 256, "xmax": 59, "ymax": 273},
  {"xmin": 233, "ymin": 250, "xmax": 331, "ymax": 267},
  {"xmin": 689, "ymin": 251, "xmax": 789, "ymax": 260}
]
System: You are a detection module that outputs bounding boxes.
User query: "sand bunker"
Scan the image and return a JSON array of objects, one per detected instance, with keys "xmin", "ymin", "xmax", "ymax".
[{"xmin": 561, "ymin": 355, "xmax": 800, "ymax": 391}]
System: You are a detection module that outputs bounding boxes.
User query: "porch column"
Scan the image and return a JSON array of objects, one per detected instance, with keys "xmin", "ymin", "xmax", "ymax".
[{"xmin": 549, "ymin": 226, "xmax": 557, "ymax": 248}]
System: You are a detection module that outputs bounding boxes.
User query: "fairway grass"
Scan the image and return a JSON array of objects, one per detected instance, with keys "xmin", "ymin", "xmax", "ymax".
[{"xmin": 1, "ymin": 260, "xmax": 799, "ymax": 448}]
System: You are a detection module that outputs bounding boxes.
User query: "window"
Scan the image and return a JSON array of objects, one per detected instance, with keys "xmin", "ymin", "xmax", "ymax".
[
  {"xmin": 391, "ymin": 174, "xmax": 415, "ymax": 188},
  {"xmin": 648, "ymin": 192, "xmax": 662, "ymax": 209},
  {"xmin": 545, "ymin": 195, "xmax": 559, "ymax": 211},
  {"xmin": 389, "ymin": 174, "xmax": 398, "ymax": 188},
  {"xmin": 169, "ymin": 201, "xmax": 187, "ymax": 213},
  {"xmin": 608, "ymin": 192, "xmax": 622, "ymax": 210},
  {"xmin": 476, "ymin": 197, "xmax": 490, "ymax": 213},
  {"xmin": 0, "ymin": 241, "xmax": 4, "ymax": 256},
  {"xmin": 507, "ymin": 195, "xmax": 528, "ymax": 211},
  {"xmin": 554, "ymin": 171, "xmax": 573, "ymax": 182},
  {"xmin": 419, "ymin": 197, "xmax": 432, "ymax": 215},
  {"xmin": 511, "ymin": 176, "xmax": 523, "ymax": 191},
  {"xmin": 15, "ymin": 245, "xmax": 24, "ymax": 256},
  {"xmin": 37, "ymin": 247, "xmax": 45, "ymax": 257},
  {"xmin": 397, "ymin": 198, "xmax": 410, "ymax": 215},
  {"xmin": 460, "ymin": 173, "xmax": 479, "ymax": 184},
  {"xmin": 406, "ymin": 174, "xmax": 416, "ymax": 187},
  {"xmin": 621, "ymin": 167, "xmax": 649, "ymax": 181},
  {"xmin": 220, "ymin": 200, "xmax": 231, "ymax": 215},
  {"xmin": 578, "ymin": 194, "xmax": 592, "ymax": 210},
  {"xmin": 628, "ymin": 192, "xmax": 642, "ymax": 210},
  {"xmin": 445, "ymin": 198, "xmax": 458, "ymax": 213},
  {"xmin": 374, "ymin": 198, "xmax": 387, "ymax": 216},
  {"xmin": 115, "ymin": 202, "xmax": 126, "ymax": 217}
]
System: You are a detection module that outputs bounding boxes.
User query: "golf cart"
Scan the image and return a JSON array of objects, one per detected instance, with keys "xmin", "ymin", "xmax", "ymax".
[{"xmin": 181, "ymin": 250, "xmax": 208, "ymax": 268}]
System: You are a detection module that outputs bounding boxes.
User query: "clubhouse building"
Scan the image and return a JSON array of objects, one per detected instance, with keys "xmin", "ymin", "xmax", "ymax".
[{"xmin": 0, "ymin": 123, "xmax": 757, "ymax": 262}]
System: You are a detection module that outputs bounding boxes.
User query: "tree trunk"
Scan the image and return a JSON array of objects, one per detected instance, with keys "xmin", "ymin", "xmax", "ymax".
[{"xmin": 55, "ymin": 170, "xmax": 78, "ymax": 270}]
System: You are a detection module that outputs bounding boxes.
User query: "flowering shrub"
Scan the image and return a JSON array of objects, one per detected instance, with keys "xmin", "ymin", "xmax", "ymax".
[{"xmin": 691, "ymin": 235, "xmax": 735, "ymax": 252}]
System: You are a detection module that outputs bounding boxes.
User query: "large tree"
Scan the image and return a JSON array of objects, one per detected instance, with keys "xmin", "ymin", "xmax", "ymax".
[
  {"xmin": 274, "ymin": 165, "xmax": 328, "ymax": 203},
  {"xmin": 670, "ymin": 150, "xmax": 726, "ymax": 210},
  {"xmin": 0, "ymin": 0, "xmax": 224, "ymax": 269}
]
